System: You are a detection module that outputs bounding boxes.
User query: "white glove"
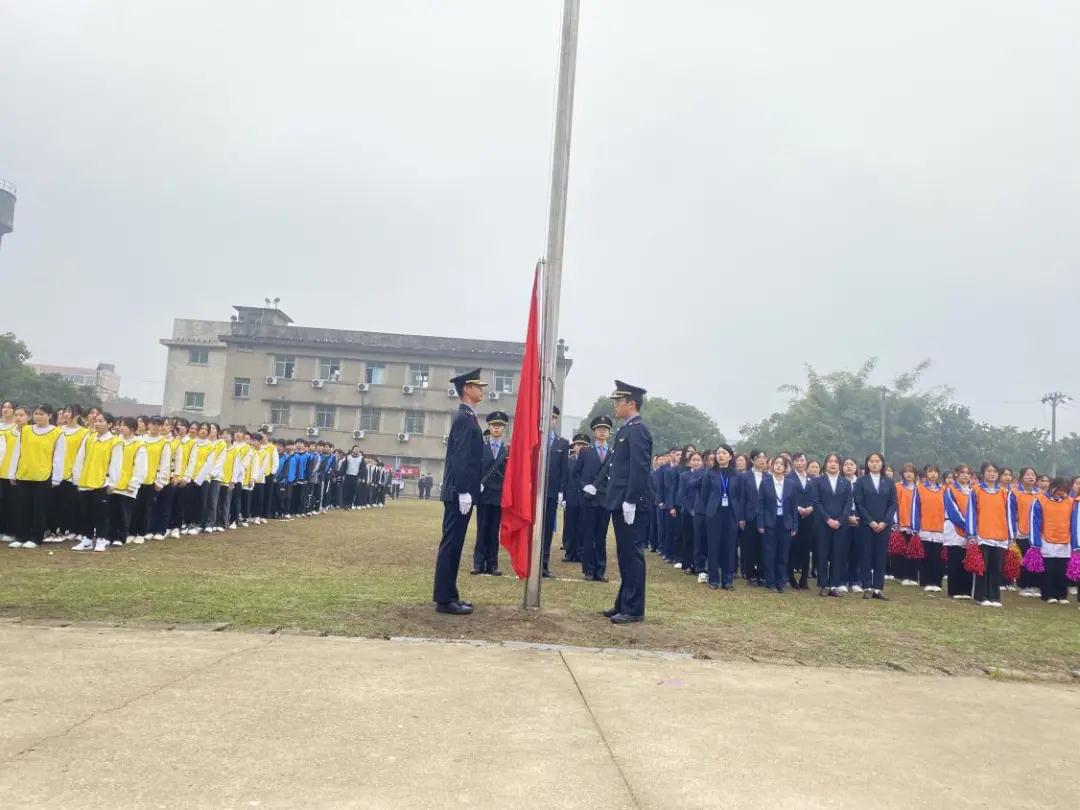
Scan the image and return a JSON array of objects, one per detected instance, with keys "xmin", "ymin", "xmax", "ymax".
[
  {"xmin": 583, "ymin": 484, "xmax": 597, "ymax": 496},
  {"xmin": 480, "ymin": 484, "xmax": 485, "ymax": 494},
  {"xmin": 458, "ymin": 493, "xmax": 472, "ymax": 515},
  {"xmin": 558, "ymin": 492, "xmax": 564, "ymax": 508},
  {"xmin": 622, "ymin": 501, "xmax": 636, "ymax": 525}
]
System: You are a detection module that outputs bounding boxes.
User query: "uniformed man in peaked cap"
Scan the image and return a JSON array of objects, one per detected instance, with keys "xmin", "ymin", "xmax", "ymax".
[
  {"xmin": 573, "ymin": 415, "xmax": 615, "ymax": 581},
  {"xmin": 593, "ymin": 381, "xmax": 653, "ymax": 624},
  {"xmin": 432, "ymin": 369, "xmax": 487, "ymax": 615},
  {"xmin": 471, "ymin": 410, "xmax": 509, "ymax": 576}
]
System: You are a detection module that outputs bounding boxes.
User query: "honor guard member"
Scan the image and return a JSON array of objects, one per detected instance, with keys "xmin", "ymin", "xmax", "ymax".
[
  {"xmin": 574, "ymin": 415, "xmax": 614, "ymax": 581},
  {"xmin": 432, "ymin": 370, "xmax": 487, "ymax": 615},
  {"xmin": 541, "ymin": 406, "xmax": 570, "ymax": 578},
  {"xmin": 471, "ymin": 411, "xmax": 509, "ymax": 576},
  {"xmin": 562, "ymin": 433, "xmax": 591, "ymax": 564},
  {"xmin": 588, "ymin": 381, "xmax": 653, "ymax": 624}
]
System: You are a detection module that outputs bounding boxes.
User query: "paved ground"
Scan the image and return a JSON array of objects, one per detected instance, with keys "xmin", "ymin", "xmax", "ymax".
[{"xmin": 1, "ymin": 623, "xmax": 1076, "ymax": 809}]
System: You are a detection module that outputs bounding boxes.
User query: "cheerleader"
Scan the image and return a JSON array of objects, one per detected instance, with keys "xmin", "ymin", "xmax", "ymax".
[
  {"xmin": 108, "ymin": 417, "xmax": 147, "ymax": 546},
  {"xmin": 701, "ymin": 444, "xmax": 739, "ymax": 590},
  {"xmin": 915, "ymin": 465, "xmax": 947, "ymax": 592},
  {"xmin": 8, "ymin": 404, "xmax": 63, "ymax": 549},
  {"xmin": 969, "ymin": 462, "xmax": 1017, "ymax": 608},
  {"xmin": 1037, "ymin": 474, "xmax": 1051, "ymax": 494},
  {"xmin": 1029, "ymin": 478, "xmax": 1079, "ymax": 604},
  {"xmin": 894, "ymin": 464, "xmax": 920, "ymax": 586},
  {"xmin": 842, "ymin": 457, "xmax": 861, "ymax": 591},
  {"xmin": 0, "ymin": 400, "xmax": 20, "ymax": 543},
  {"xmin": 943, "ymin": 465, "xmax": 974, "ymax": 599},
  {"xmin": 1012, "ymin": 467, "xmax": 1042, "ymax": 597},
  {"xmin": 787, "ymin": 452, "xmax": 814, "ymax": 590},
  {"xmin": 758, "ymin": 455, "xmax": 797, "ymax": 593},
  {"xmin": 71, "ymin": 412, "xmax": 121, "ymax": 552},
  {"xmin": 49, "ymin": 404, "xmax": 89, "ymax": 543},
  {"xmin": 854, "ymin": 452, "xmax": 897, "ymax": 600}
]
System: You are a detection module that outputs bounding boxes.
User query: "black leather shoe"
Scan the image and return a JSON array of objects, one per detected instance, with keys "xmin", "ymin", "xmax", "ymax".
[
  {"xmin": 561, "ymin": 557, "xmax": 573, "ymax": 563},
  {"xmin": 872, "ymin": 591, "xmax": 889, "ymax": 601},
  {"xmin": 541, "ymin": 570, "xmax": 554, "ymax": 579},
  {"xmin": 709, "ymin": 583, "xmax": 720, "ymax": 590},
  {"xmin": 601, "ymin": 607, "xmax": 619, "ymax": 618},
  {"xmin": 722, "ymin": 584, "xmax": 734, "ymax": 591},
  {"xmin": 489, "ymin": 569, "xmax": 503, "ymax": 577},
  {"xmin": 582, "ymin": 574, "xmax": 594, "ymax": 581},
  {"xmin": 594, "ymin": 575, "xmax": 609, "ymax": 583},
  {"xmin": 610, "ymin": 613, "xmax": 644, "ymax": 625},
  {"xmin": 435, "ymin": 601, "xmax": 473, "ymax": 615},
  {"xmin": 469, "ymin": 569, "xmax": 482, "ymax": 576}
]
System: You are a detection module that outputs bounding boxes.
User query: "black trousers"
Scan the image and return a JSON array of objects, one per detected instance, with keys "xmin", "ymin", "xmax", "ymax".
[
  {"xmin": 343, "ymin": 474, "xmax": 359, "ymax": 507},
  {"xmin": 262, "ymin": 474, "xmax": 275, "ymax": 517},
  {"xmin": 541, "ymin": 497, "xmax": 557, "ymax": 572},
  {"xmin": 132, "ymin": 484, "xmax": 157, "ymax": 536},
  {"xmin": 563, "ymin": 505, "xmax": 583, "ymax": 562},
  {"xmin": 581, "ymin": 506, "xmax": 609, "ymax": 579},
  {"xmin": 473, "ymin": 503, "xmax": 501, "ymax": 572},
  {"xmin": 946, "ymin": 545, "xmax": 973, "ymax": 597},
  {"xmin": 974, "ymin": 545, "xmax": 1005, "ymax": 602},
  {"xmin": 739, "ymin": 518, "xmax": 763, "ymax": 581},
  {"xmin": 678, "ymin": 510, "xmax": 695, "ymax": 569},
  {"xmin": 81, "ymin": 488, "xmax": 110, "ymax": 540},
  {"xmin": 789, "ymin": 515, "xmax": 813, "ymax": 583},
  {"xmin": 152, "ymin": 485, "xmax": 175, "ymax": 534},
  {"xmin": 920, "ymin": 538, "xmax": 945, "ymax": 588},
  {"xmin": 433, "ymin": 501, "xmax": 473, "ymax": 604},
  {"xmin": 706, "ymin": 508, "xmax": 738, "ymax": 587},
  {"xmin": 51, "ymin": 480, "xmax": 82, "ymax": 535},
  {"xmin": 612, "ymin": 508, "xmax": 647, "ymax": 618},
  {"xmin": 1042, "ymin": 557, "xmax": 1068, "ymax": 601},
  {"xmin": 15, "ymin": 480, "xmax": 53, "ymax": 543},
  {"xmin": 815, "ymin": 521, "xmax": 849, "ymax": 589},
  {"xmin": 0, "ymin": 479, "xmax": 16, "ymax": 536},
  {"xmin": 185, "ymin": 482, "xmax": 203, "ymax": 526},
  {"xmin": 859, "ymin": 526, "xmax": 889, "ymax": 591},
  {"xmin": 1014, "ymin": 538, "xmax": 1039, "ymax": 589},
  {"xmin": 109, "ymin": 494, "xmax": 135, "ymax": 541},
  {"xmin": 762, "ymin": 522, "xmax": 792, "ymax": 590}
]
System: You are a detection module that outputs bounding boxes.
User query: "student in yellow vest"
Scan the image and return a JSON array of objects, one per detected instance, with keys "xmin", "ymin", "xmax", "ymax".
[
  {"xmin": 216, "ymin": 427, "xmax": 242, "ymax": 530},
  {"xmin": 183, "ymin": 422, "xmax": 216, "ymax": 535},
  {"xmin": 71, "ymin": 412, "xmax": 121, "ymax": 552},
  {"xmin": 172, "ymin": 419, "xmax": 196, "ymax": 535},
  {"xmin": 203, "ymin": 423, "xmax": 227, "ymax": 533},
  {"xmin": 238, "ymin": 430, "xmax": 257, "ymax": 527},
  {"xmin": 107, "ymin": 416, "xmax": 148, "ymax": 547},
  {"xmin": 249, "ymin": 432, "xmax": 268, "ymax": 526},
  {"xmin": 48, "ymin": 404, "xmax": 90, "ymax": 544},
  {"xmin": 0, "ymin": 400, "xmax": 20, "ymax": 543},
  {"xmin": 133, "ymin": 416, "xmax": 172, "ymax": 542},
  {"xmin": 8, "ymin": 404, "xmax": 63, "ymax": 549},
  {"xmin": 155, "ymin": 417, "xmax": 184, "ymax": 539},
  {"xmin": 259, "ymin": 434, "xmax": 279, "ymax": 522}
]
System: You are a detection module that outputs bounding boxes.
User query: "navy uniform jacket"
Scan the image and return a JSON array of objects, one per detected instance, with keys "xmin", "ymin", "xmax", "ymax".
[
  {"xmin": 809, "ymin": 475, "xmax": 854, "ymax": 524},
  {"xmin": 739, "ymin": 470, "xmax": 764, "ymax": 524},
  {"xmin": 478, "ymin": 440, "xmax": 507, "ymax": 506},
  {"xmin": 700, "ymin": 467, "xmax": 750, "ymax": 521},
  {"xmin": 545, "ymin": 432, "xmax": 569, "ymax": 500},
  {"xmin": 441, "ymin": 404, "xmax": 484, "ymax": 502},
  {"xmin": 604, "ymin": 415, "xmax": 654, "ymax": 511},
  {"xmin": 787, "ymin": 472, "xmax": 814, "ymax": 510},
  {"xmin": 662, "ymin": 464, "xmax": 681, "ymax": 509},
  {"xmin": 854, "ymin": 474, "xmax": 898, "ymax": 525},
  {"xmin": 564, "ymin": 451, "xmax": 586, "ymax": 508},
  {"xmin": 652, "ymin": 466, "xmax": 666, "ymax": 507},
  {"xmin": 573, "ymin": 444, "xmax": 612, "ymax": 509},
  {"xmin": 760, "ymin": 474, "xmax": 800, "ymax": 532}
]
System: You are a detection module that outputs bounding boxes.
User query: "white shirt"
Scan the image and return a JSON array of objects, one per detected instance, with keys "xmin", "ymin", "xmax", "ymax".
[
  {"xmin": 753, "ymin": 470, "xmax": 763, "ymax": 490},
  {"xmin": 870, "ymin": 473, "xmax": 881, "ymax": 489},
  {"xmin": 828, "ymin": 473, "xmax": 839, "ymax": 493}
]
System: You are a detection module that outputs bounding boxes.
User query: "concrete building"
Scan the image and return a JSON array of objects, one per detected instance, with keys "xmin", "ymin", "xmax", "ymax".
[
  {"xmin": 161, "ymin": 305, "xmax": 572, "ymax": 492},
  {"xmin": 29, "ymin": 362, "xmax": 121, "ymax": 401},
  {"xmin": 0, "ymin": 178, "xmax": 14, "ymax": 249}
]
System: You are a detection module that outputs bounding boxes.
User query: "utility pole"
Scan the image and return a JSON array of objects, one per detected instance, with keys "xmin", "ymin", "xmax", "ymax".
[
  {"xmin": 1042, "ymin": 391, "xmax": 1070, "ymax": 477},
  {"xmin": 879, "ymin": 386, "xmax": 887, "ymax": 457},
  {"xmin": 525, "ymin": 0, "xmax": 580, "ymax": 610}
]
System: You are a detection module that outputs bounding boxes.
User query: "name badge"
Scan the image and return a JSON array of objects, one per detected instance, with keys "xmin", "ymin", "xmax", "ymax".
[
  {"xmin": 721, "ymin": 495, "xmax": 729, "ymax": 507},
  {"xmin": 776, "ymin": 504, "xmax": 784, "ymax": 515}
]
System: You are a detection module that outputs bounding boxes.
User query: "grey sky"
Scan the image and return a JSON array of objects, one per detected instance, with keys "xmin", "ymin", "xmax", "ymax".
[{"xmin": 2, "ymin": 1, "xmax": 1079, "ymax": 439}]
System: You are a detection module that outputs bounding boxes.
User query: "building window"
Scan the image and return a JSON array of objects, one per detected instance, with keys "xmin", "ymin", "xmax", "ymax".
[
  {"xmin": 274, "ymin": 355, "xmax": 295, "ymax": 379},
  {"xmin": 233, "ymin": 377, "xmax": 251, "ymax": 398},
  {"xmin": 404, "ymin": 410, "xmax": 426, "ymax": 434},
  {"xmin": 184, "ymin": 391, "xmax": 205, "ymax": 411},
  {"xmin": 317, "ymin": 358, "xmax": 342, "ymax": 382},
  {"xmin": 359, "ymin": 407, "xmax": 381, "ymax": 432},
  {"xmin": 188, "ymin": 348, "xmax": 209, "ymax": 365},
  {"xmin": 365, "ymin": 363, "xmax": 386, "ymax": 385},
  {"xmin": 314, "ymin": 405, "xmax": 336, "ymax": 429},
  {"xmin": 269, "ymin": 403, "xmax": 290, "ymax": 426},
  {"xmin": 409, "ymin": 365, "xmax": 430, "ymax": 388},
  {"xmin": 494, "ymin": 370, "xmax": 514, "ymax": 394}
]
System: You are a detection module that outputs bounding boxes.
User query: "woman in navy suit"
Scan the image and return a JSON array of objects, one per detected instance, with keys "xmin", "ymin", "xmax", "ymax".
[
  {"xmin": 810, "ymin": 453, "xmax": 854, "ymax": 597},
  {"xmin": 787, "ymin": 452, "xmax": 815, "ymax": 590},
  {"xmin": 853, "ymin": 452, "xmax": 898, "ymax": 600},
  {"xmin": 701, "ymin": 444, "xmax": 741, "ymax": 590},
  {"xmin": 758, "ymin": 455, "xmax": 798, "ymax": 593}
]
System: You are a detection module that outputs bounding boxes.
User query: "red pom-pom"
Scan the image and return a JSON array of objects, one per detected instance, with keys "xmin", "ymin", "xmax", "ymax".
[
  {"xmin": 963, "ymin": 542, "xmax": 985, "ymax": 576},
  {"xmin": 888, "ymin": 530, "xmax": 908, "ymax": 557},
  {"xmin": 1022, "ymin": 545, "xmax": 1045, "ymax": 574},
  {"xmin": 1002, "ymin": 543, "xmax": 1021, "ymax": 582},
  {"xmin": 907, "ymin": 534, "xmax": 926, "ymax": 560},
  {"xmin": 941, "ymin": 545, "xmax": 948, "ymax": 562},
  {"xmin": 1067, "ymin": 550, "xmax": 1080, "ymax": 582}
]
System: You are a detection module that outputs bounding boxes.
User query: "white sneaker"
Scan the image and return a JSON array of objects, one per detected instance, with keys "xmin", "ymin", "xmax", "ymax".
[
  {"xmin": 228, "ymin": 522, "xmax": 237, "ymax": 530},
  {"xmin": 170, "ymin": 529, "xmax": 181, "ymax": 539},
  {"xmin": 132, "ymin": 536, "xmax": 145, "ymax": 545},
  {"xmin": 1005, "ymin": 585, "xmax": 1019, "ymax": 592},
  {"xmin": 125, "ymin": 536, "xmax": 136, "ymax": 544},
  {"xmin": 923, "ymin": 585, "xmax": 934, "ymax": 592},
  {"xmin": 7, "ymin": 540, "xmax": 22, "ymax": 548},
  {"xmin": 22, "ymin": 541, "xmax": 38, "ymax": 549},
  {"xmin": 901, "ymin": 579, "xmax": 918, "ymax": 586},
  {"xmin": 153, "ymin": 534, "xmax": 165, "ymax": 541},
  {"xmin": 1047, "ymin": 598, "xmax": 1059, "ymax": 604},
  {"xmin": 72, "ymin": 539, "xmax": 93, "ymax": 551},
  {"xmin": 673, "ymin": 562, "xmax": 683, "ymax": 570},
  {"xmin": 697, "ymin": 572, "xmax": 708, "ymax": 584},
  {"xmin": 837, "ymin": 585, "xmax": 849, "ymax": 594},
  {"xmin": 978, "ymin": 600, "xmax": 993, "ymax": 607},
  {"xmin": 956, "ymin": 594, "xmax": 972, "ymax": 600},
  {"xmin": 885, "ymin": 575, "xmax": 895, "ymax": 581},
  {"xmin": 110, "ymin": 540, "xmax": 123, "ymax": 547},
  {"xmin": 990, "ymin": 601, "xmax": 1003, "ymax": 608},
  {"xmin": 851, "ymin": 585, "xmax": 863, "ymax": 594},
  {"xmin": 94, "ymin": 539, "xmax": 109, "ymax": 552},
  {"xmin": 187, "ymin": 528, "xmax": 200, "ymax": 536},
  {"xmin": 240, "ymin": 521, "xmax": 249, "ymax": 528}
]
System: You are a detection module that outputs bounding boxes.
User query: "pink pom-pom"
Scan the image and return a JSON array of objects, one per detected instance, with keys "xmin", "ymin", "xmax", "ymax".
[
  {"xmin": 907, "ymin": 534, "xmax": 925, "ymax": 560},
  {"xmin": 1002, "ymin": 544, "xmax": 1021, "ymax": 582},
  {"xmin": 888, "ymin": 530, "xmax": 908, "ymax": 557},
  {"xmin": 1067, "ymin": 550, "xmax": 1080, "ymax": 582},
  {"xmin": 1022, "ymin": 546, "xmax": 1045, "ymax": 574},
  {"xmin": 963, "ymin": 542, "xmax": 985, "ymax": 576}
]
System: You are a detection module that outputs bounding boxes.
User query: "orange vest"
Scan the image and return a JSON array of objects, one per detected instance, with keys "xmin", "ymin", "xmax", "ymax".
[
  {"xmin": 972, "ymin": 485, "xmax": 1010, "ymax": 541},
  {"xmin": 896, "ymin": 482, "xmax": 916, "ymax": 530},
  {"xmin": 1038, "ymin": 497, "xmax": 1073, "ymax": 544},
  {"xmin": 916, "ymin": 482, "xmax": 945, "ymax": 533},
  {"xmin": 1014, "ymin": 488, "xmax": 1042, "ymax": 536}
]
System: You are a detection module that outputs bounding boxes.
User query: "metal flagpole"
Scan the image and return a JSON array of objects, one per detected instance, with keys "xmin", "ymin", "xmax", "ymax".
[{"xmin": 524, "ymin": 0, "xmax": 580, "ymax": 610}]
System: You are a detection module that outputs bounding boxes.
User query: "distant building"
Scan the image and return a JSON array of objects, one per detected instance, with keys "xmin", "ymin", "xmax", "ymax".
[
  {"xmin": 107, "ymin": 401, "xmax": 163, "ymax": 419},
  {"xmin": 29, "ymin": 362, "xmax": 121, "ymax": 401},
  {"xmin": 160, "ymin": 304, "xmax": 572, "ymax": 493},
  {"xmin": 0, "ymin": 178, "xmax": 14, "ymax": 249}
]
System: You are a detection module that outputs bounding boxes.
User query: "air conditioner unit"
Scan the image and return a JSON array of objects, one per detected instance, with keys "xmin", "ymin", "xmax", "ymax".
[
  {"xmin": 311, "ymin": 379, "xmax": 325, "ymax": 389},
  {"xmin": 306, "ymin": 426, "xmax": 320, "ymax": 437},
  {"xmin": 487, "ymin": 391, "xmax": 500, "ymax": 401},
  {"xmin": 259, "ymin": 423, "xmax": 273, "ymax": 434},
  {"xmin": 352, "ymin": 429, "xmax": 366, "ymax": 440},
  {"xmin": 401, "ymin": 385, "xmax": 415, "ymax": 395},
  {"xmin": 446, "ymin": 387, "xmax": 458, "ymax": 397},
  {"xmin": 397, "ymin": 432, "xmax": 410, "ymax": 442},
  {"xmin": 357, "ymin": 382, "xmax": 370, "ymax": 393},
  {"xmin": 265, "ymin": 375, "xmax": 280, "ymax": 386}
]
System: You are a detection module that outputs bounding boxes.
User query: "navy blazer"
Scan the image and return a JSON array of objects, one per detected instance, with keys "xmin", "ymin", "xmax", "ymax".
[
  {"xmin": 787, "ymin": 471, "xmax": 815, "ymax": 510},
  {"xmin": 700, "ymin": 467, "xmax": 742, "ymax": 519},
  {"xmin": 441, "ymin": 404, "xmax": 484, "ymax": 502},
  {"xmin": 652, "ymin": 465, "xmax": 667, "ymax": 507},
  {"xmin": 760, "ymin": 474, "xmax": 799, "ymax": 532},
  {"xmin": 545, "ymin": 432, "xmax": 569, "ymax": 499},
  {"xmin": 478, "ymin": 440, "xmax": 507, "ymax": 506},
  {"xmin": 604, "ymin": 415, "xmax": 654, "ymax": 511},
  {"xmin": 854, "ymin": 474, "xmax": 898, "ymax": 525},
  {"xmin": 809, "ymin": 474, "xmax": 854, "ymax": 524},
  {"xmin": 681, "ymin": 468, "xmax": 705, "ymax": 514},
  {"xmin": 574, "ymin": 444, "xmax": 611, "ymax": 508},
  {"xmin": 739, "ymin": 469, "xmax": 765, "ymax": 524},
  {"xmin": 564, "ymin": 451, "xmax": 586, "ymax": 508},
  {"xmin": 661, "ymin": 464, "xmax": 681, "ymax": 509}
]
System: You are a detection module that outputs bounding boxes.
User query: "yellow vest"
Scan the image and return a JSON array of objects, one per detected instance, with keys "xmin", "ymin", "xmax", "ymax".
[
  {"xmin": 170, "ymin": 437, "xmax": 184, "ymax": 477},
  {"xmin": 115, "ymin": 440, "xmax": 142, "ymax": 492},
  {"xmin": 16, "ymin": 425, "xmax": 61, "ymax": 482},
  {"xmin": 242, "ymin": 445, "xmax": 255, "ymax": 487},
  {"xmin": 222, "ymin": 443, "xmax": 243, "ymax": 483},
  {"xmin": 210, "ymin": 439, "xmax": 227, "ymax": 480},
  {"xmin": 79, "ymin": 433, "xmax": 120, "ymax": 490},
  {"xmin": 61, "ymin": 427, "xmax": 89, "ymax": 481},
  {"xmin": 189, "ymin": 440, "xmax": 214, "ymax": 479},
  {"xmin": 141, "ymin": 437, "xmax": 168, "ymax": 483},
  {"xmin": 0, "ymin": 424, "xmax": 18, "ymax": 478}
]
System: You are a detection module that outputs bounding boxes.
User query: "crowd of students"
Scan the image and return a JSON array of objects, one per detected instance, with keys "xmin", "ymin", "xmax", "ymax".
[
  {"xmin": 633, "ymin": 446, "xmax": 1080, "ymax": 609},
  {"xmin": 0, "ymin": 401, "xmax": 395, "ymax": 553}
]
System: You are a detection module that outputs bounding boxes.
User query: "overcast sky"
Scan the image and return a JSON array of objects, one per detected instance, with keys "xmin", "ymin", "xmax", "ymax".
[{"xmin": 2, "ymin": 1, "xmax": 1079, "ymax": 438}]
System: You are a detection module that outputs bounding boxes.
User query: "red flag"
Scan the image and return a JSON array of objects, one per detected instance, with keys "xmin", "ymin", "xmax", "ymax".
[{"xmin": 500, "ymin": 265, "xmax": 542, "ymax": 578}]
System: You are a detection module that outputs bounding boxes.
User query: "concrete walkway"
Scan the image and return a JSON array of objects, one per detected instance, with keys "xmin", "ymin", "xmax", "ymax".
[{"xmin": 1, "ymin": 623, "xmax": 1076, "ymax": 809}]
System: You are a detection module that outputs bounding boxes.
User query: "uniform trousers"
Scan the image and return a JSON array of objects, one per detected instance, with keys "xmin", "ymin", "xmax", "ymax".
[
  {"xmin": 540, "ymin": 497, "xmax": 557, "ymax": 572},
  {"xmin": 261, "ymin": 475, "xmax": 275, "ymax": 517},
  {"xmin": 974, "ymin": 544, "xmax": 1005, "ymax": 603},
  {"xmin": 788, "ymin": 515, "xmax": 813, "ymax": 584},
  {"xmin": 151, "ymin": 485, "xmax": 175, "ymax": 535},
  {"xmin": 132, "ymin": 484, "xmax": 157, "ymax": 536},
  {"xmin": 762, "ymin": 522, "xmax": 792, "ymax": 590},
  {"xmin": 945, "ymin": 545, "xmax": 973, "ymax": 597},
  {"xmin": 563, "ymin": 505, "xmax": 583, "ymax": 562},
  {"xmin": 739, "ymin": 519, "xmax": 764, "ymax": 581},
  {"xmin": 1041, "ymin": 557, "xmax": 1068, "ymax": 602},
  {"xmin": 859, "ymin": 526, "xmax": 890, "ymax": 591},
  {"xmin": 692, "ymin": 513, "xmax": 707, "ymax": 573},
  {"xmin": 816, "ymin": 521, "xmax": 846, "ymax": 589},
  {"xmin": 920, "ymin": 538, "xmax": 945, "ymax": 589},
  {"xmin": 678, "ymin": 510, "xmax": 695, "ymax": 569},
  {"xmin": 0, "ymin": 479, "xmax": 16, "ymax": 536},
  {"xmin": 15, "ymin": 480, "xmax": 52, "ymax": 543},
  {"xmin": 580, "ymin": 506, "xmax": 610, "ymax": 579},
  {"xmin": 472, "ymin": 503, "xmax": 501, "ymax": 572},
  {"xmin": 343, "ymin": 474, "xmax": 359, "ymax": 507},
  {"xmin": 705, "ymin": 508, "xmax": 738, "ymax": 587},
  {"xmin": 433, "ymin": 501, "xmax": 473, "ymax": 604},
  {"xmin": 81, "ymin": 487, "xmax": 110, "ymax": 540},
  {"xmin": 1014, "ymin": 538, "xmax": 1039, "ymax": 589},
  {"xmin": 109, "ymin": 494, "xmax": 135, "ymax": 541},
  {"xmin": 611, "ymin": 508, "xmax": 647, "ymax": 618},
  {"xmin": 53, "ymin": 480, "xmax": 82, "ymax": 535}
]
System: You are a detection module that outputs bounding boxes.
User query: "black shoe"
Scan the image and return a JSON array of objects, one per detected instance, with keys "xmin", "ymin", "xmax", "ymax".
[
  {"xmin": 561, "ymin": 557, "xmax": 573, "ymax": 563},
  {"xmin": 863, "ymin": 590, "xmax": 873, "ymax": 600},
  {"xmin": 819, "ymin": 587, "xmax": 830, "ymax": 597},
  {"xmin": 469, "ymin": 569, "xmax": 483, "ymax": 576},
  {"xmin": 489, "ymin": 569, "xmax": 503, "ymax": 577},
  {"xmin": 872, "ymin": 591, "xmax": 889, "ymax": 601},
  {"xmin": 541, "ymin": 570, "xmax": 554, "ymax": 579},
  {"xmin": 594, "ymin": 575, "xmax": 609, "ymax": 583},
  {"xmin": 610, "ymin": 613, "xmax": 644, "ymax": 625},
  {"xmin": 458, "ymin": 599, "xmax": 473, "ymax": 608},
  {"xmin": 709, "ymin": 583, "xmax": 720, "ymax": 590},
  {"xmin": 722, "ymin": 584, "xmax": 734, "ymax": 591},
  {"xmin": 798, "ymin": 578, "xmax": 808, "ymax": 590},
  {"xmin": 435, "ymin": 601, "xmax": 473, "ymax": 615},
  {"xmin": 582, "ymin": 573, "xmax": 594, "ymax": 581},
  {"xmin": 776, "ymin": 587, "xmax": 784, "ymax": 594},
  {"xmin": 788, "ymin": 576, "xmax": 799, "ymax": 590},
  {"xmin": 601, "ymin": 607, "xmax": 619, "ymax": 618}
]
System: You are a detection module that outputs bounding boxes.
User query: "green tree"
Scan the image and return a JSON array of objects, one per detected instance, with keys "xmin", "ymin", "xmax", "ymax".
[
  {"xmin": 577, "ymin": 395, "xmax": 725, "ymax": 453},
  {"xmin": 0, "ymin": 333, "xmax": 101, "ymax": 409}
]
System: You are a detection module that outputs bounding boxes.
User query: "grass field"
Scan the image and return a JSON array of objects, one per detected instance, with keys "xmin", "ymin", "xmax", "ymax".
[{"xmin": 2, "ymin": 499, "xmax": 1077, "ymax": 677}]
